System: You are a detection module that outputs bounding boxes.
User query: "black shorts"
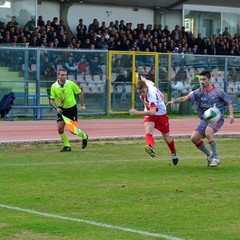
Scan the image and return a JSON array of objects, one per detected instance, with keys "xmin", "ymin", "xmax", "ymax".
[{"xmin": 57, "ymin": 105, "xmax": 78, "ymax": 122}]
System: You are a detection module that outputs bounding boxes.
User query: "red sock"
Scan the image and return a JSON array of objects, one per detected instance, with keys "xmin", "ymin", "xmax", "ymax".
[
  {"xmin": 146, "ymin": 134, "xmax": 154, "ymax": 148},
  {"xmin": 167, "ymin": 139, "xmax": 176, "ymax": 154},
  {"xmin": 195, "ymin": 140, "xmax": 203, "ymax": 147}
]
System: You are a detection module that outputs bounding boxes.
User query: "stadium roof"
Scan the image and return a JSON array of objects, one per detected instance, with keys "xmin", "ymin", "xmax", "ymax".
[{"xmin": 58, "ymin": 0, "xmax": 240, "ymax": 10}]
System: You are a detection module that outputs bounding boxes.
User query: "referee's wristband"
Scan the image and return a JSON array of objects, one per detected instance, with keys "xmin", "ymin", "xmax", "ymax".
[{"xmin": 81, "ymin": 104, "xmax": 85, "ymax": 106}]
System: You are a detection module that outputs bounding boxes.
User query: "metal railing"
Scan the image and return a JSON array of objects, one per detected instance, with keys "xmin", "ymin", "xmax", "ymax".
[{"xmin": 0, "ymin": 46, "xmax": 239, "ymax": 119}]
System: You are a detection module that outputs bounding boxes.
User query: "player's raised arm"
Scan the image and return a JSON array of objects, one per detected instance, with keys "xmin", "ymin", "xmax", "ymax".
[{"xmin": 166, "ymin": 95, "xmax": 190, "ymax": 107}]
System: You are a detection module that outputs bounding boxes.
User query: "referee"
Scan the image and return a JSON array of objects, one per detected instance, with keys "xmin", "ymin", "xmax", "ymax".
[{"xmin": 50, "ymin": 68, "xmax": 88, "ymax": 152}]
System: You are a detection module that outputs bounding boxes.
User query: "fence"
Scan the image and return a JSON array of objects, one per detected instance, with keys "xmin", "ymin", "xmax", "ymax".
[{"xmin": 0, "ymin": 46, "xmax": 239, "ymax": 120}]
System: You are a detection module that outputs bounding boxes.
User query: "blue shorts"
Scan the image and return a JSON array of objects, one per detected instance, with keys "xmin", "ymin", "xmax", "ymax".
[{"xmin": 195, "ymin": 118, "xmax": 224, "ymax": 137}]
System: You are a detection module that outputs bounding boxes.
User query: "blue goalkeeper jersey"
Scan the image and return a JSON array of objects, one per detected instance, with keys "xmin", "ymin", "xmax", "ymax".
[{"xmin": 188, "ymin": 84, "xmax": 232, "ymax": 120}]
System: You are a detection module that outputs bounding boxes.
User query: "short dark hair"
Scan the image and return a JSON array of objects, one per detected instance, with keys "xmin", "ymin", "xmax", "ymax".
[
  {"xmin": 200, "ymin": 70, "xmax": 211, "ymax": 79},
  {"xmin": 58, "ymin": 68, "xmax": 67, "ymax": 74}
]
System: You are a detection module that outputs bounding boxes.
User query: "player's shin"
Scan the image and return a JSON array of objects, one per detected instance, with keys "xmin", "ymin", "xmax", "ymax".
[
  {"xmin": 77, "ymin": 128, "xmax": 87, "ymax": 139},
  {"xmin": 60, "ymin": 133, "xmax": 70, "ymax": 147},
  {"xmin": 146, "ymin": 133, "xmax": 154, "ymax": 147},
  {"xmin": 195, "ymin": 140, "xmax": 211, "ymax": 156}
]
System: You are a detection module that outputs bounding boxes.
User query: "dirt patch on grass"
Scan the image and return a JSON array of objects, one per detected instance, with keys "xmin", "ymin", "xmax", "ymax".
[{"xmin": 13, "ymin": 231, "xmax": 68, "ymax": 240}]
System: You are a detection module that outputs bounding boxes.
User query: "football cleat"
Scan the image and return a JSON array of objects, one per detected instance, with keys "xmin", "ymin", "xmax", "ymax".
[
  {"xmin": 82, "ymin": 134, "xmax": 88, "ymax": 149},
  {"xmin": 60, "ymin": 146, "xmax": 71, "ymax": 152},
  {"xmin": 206, "ymin": 151, "xmax": 214, "ymax": 167},
  {"xmin": 171, "ymin": 153, "xmax": 179, "ymax": 166},
  {"xmin": 145, "ymin": 144, "xmax": 156, "ymax": 157},
  {"xmin": 210, "ymin": 158, "xmax": 220, "ymax": 167}
]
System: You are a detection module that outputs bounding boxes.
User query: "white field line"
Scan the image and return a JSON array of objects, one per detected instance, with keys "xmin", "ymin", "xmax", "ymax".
[
  {"xmin": 0, "ymin": 204, "xmax": 185, "ymax": 240},
  {"xmin": 0, "ymin": 159, "xmax": 149, "ymax": 167},
  {"xmin": 0, "ymin": 155, "xmax": 237, "ymax": 167}
]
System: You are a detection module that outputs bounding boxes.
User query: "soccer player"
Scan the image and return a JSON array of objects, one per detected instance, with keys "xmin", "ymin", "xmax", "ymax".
[
  {"xmin": 129, "ymin": 77, "xmax": 179, "ymax": 165},
  {"xmin": 50, "ymin": 68, "xmax": 88, "ymax": 152},
  {"xmin": 166, "ymin": 70, "xmax": 234, "ymax": 167}
]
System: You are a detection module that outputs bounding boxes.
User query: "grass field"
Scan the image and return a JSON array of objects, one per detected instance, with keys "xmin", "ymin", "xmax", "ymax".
[{"xmin": 0, "ymin": 139, "xmax": 239, "ymax": 240}]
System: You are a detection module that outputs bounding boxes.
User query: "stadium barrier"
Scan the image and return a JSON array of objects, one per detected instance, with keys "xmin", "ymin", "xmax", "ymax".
[
  {"xmin": 0, "ymin": 47, "xmax": 240, "ymax": 120},
  {"xmin": 10, "ymin": 105, "xmax": 53, "ymax": 120},
  {"xmin": 9, "ymin": 94, "xmax": 53, "ymax": 120}
]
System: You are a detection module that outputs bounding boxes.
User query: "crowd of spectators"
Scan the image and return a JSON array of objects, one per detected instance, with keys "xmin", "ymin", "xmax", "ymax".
[
  {"xmin": 1, "ymin": 15, "xmax": 240, "ymax": 100},
  {"xmin": 1, "ymin": 16, "xmax": 240, "ymax": 56}
]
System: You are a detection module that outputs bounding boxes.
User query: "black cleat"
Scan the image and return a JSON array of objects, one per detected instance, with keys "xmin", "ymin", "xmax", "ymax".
[
  {"xmin": 82, "ymin": 134, "xmax": 88, "ymax": 149},
  {"xmin": 60, "ymin": 146, "xmax": 71, "ymax": 152},
  {"xmin": 171, "ymin": 153, "xmax": 179, "ymax": 165}
]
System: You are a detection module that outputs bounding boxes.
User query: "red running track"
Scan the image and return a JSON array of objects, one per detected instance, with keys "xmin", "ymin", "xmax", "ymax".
[{"xmin": 0, "ymin": 118, "xmax": 239, "ymax": 145}]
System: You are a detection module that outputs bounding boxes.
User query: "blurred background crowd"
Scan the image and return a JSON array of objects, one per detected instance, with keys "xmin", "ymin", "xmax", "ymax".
[{"xmin": 0, "ymin": 15, "xmax": 239, "ymax": 56}]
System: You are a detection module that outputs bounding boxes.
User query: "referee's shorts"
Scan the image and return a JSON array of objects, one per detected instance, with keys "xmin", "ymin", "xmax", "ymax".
[{"xmin": 57, "ymin": 105, "xmax": 78, "ymax": 122}]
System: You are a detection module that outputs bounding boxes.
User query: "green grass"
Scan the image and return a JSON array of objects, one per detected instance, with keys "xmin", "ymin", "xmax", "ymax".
[{"xmin": 0, "ymin": 139, "xmax": 240, "ymax": 240}]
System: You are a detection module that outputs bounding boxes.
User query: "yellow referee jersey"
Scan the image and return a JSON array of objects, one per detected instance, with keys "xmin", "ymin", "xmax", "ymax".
[{"xmin": 50, "ymin": 80, "xmax": 81, "ymax": 108}]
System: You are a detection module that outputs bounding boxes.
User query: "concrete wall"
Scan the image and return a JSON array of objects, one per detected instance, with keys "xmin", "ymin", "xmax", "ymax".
[
  {"xmin": 38, "ymin": 2, "xmax": 60, "ymax": 23},
  {"xmin": 38, "ymin": 2, "xmax": 183, "ymax": 37}
]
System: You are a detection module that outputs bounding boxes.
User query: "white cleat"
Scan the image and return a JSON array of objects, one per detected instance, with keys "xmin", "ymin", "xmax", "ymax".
[
  {"xmin": 206, "ymin": 151, "xmax": 214, "ymax": 167},
  {"xmin": 210, "ymin": 158, "xmax": 220, "ymax": 167}
]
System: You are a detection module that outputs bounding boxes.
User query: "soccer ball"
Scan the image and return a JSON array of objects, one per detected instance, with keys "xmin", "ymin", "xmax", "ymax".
[{"xmin": 203, "ymin": 106, "xmax": 221, "ymax": 123}]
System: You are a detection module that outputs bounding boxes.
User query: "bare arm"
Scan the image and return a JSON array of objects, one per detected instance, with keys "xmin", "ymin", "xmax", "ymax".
[
  {"xmin": 227, "ymin": 103, "xmax": 234, "ymax": 124},
  {"xmin": 166, "ymin": 95, "xmax": 190, "ymax": 107},
  {"xmin": 78, "ymin": 91, "xmax": 86, "ymax": 111},
  {"xmin": 129, "ymin": 107, "xmax": 156, "ymax": 116},
  {"xmin": 50, "ymin": 98, "xmax": 62, "ymax": 114}
]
